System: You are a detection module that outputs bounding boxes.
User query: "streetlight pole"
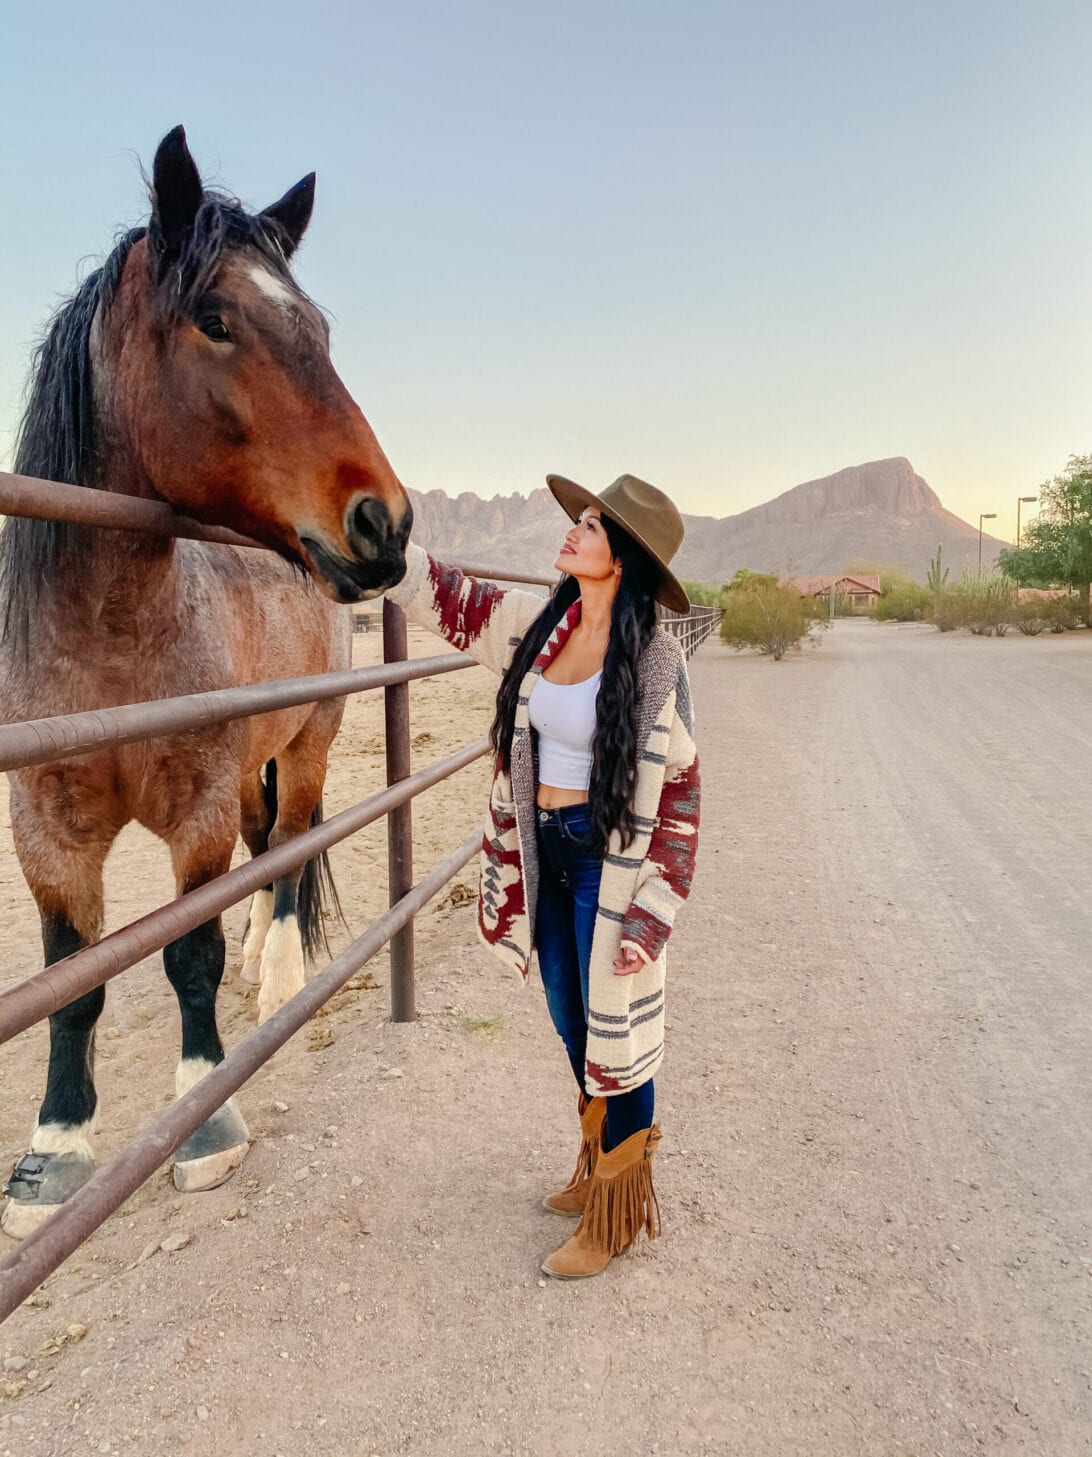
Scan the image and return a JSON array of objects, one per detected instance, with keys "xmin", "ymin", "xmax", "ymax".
[
  {"xmin": 978, "ymin": 513, "xmax": 997, "ymax": 573},
  {"xmin": 1016, "ymin": 495, "xmax": 1037, "ymax": 546}
]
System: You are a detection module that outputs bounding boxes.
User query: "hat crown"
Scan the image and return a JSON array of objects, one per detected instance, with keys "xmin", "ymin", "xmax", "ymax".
[{"xmin": 599, "ymin": 475, "xmax": 684, "ymax": 563}]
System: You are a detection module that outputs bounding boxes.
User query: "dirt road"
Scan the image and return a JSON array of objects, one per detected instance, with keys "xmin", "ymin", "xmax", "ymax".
[{"xmin": 1, "ymin": 619, "xmax": 1089, "ymax": 1455}]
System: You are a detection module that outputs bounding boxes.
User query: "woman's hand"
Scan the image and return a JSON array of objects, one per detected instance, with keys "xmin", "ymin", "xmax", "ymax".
[{"xmin": 612, "ymin": 947, "xmax": 644, "ymax": 975}]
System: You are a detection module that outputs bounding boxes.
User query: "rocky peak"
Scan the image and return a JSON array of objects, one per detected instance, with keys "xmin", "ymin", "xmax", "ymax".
[{"xmin": 755, "ymin": 457, "xmax": 943, "ymax": 525}]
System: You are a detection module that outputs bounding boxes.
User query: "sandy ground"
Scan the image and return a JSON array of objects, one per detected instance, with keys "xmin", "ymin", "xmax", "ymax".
[{"xmin": 0, "ymin": 617, "xmax": 1090, "ymax": 1456}]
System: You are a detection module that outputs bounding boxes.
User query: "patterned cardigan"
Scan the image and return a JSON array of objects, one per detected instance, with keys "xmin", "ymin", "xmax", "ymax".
[{"xmin": 385, "ymin": 544, "xmax": 700, "ymax": 1096}]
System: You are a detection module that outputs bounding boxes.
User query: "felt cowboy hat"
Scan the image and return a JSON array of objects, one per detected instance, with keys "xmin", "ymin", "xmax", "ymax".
[{"xmin": 545, "ymin": 472, "xmax": 690, "ymax": 613}]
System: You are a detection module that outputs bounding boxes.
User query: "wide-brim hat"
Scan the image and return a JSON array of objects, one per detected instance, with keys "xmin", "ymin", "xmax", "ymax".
[{"xmin": 545, "ymin": 472, "xmax": 690, "ymax": 613}]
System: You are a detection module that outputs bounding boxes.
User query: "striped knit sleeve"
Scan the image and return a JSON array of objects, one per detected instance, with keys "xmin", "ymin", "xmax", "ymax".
[
  {"xmin": 619, "ymin": 662, "xmax": 701, "ymax": 964},
  {"xmin": 384, "ymin": 543, "xmax": 548, "ymax": 676}
]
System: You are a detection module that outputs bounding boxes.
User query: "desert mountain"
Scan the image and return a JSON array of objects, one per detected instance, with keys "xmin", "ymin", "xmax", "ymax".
[{"xmin": 406, "ymin": 457, "xmax": 1009, "ymax": 586}]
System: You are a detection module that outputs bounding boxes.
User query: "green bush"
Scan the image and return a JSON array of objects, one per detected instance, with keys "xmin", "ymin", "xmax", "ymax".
[
  {"xmin": 969, "ymin": 580, "xmax": 1017, "ymax": 634},
  {"xmin": 930, "ymin": 575, "xmax": 1016, "ymax": 636},
  {"xmin": 874, "ymin": 580, "xmax": 932, "ymax": 621},
  {"xmin": 930, "ymin": 589, "xmax": 967, "ymax": 631},
  {"xmin": 1041, "ymin": 595, "xmax": 1084, "ymax": 630},
  {"xmin": 720, "ymin": 581, "xmax": 826, "ymax": 661},
  {"xmin": 680, "ymin": 579, "xmax": 724, "ymax": 607}
]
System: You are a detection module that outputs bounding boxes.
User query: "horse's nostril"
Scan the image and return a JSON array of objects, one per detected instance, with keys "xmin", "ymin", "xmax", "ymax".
[
  {"xmin": 354, "ymin": 496, "xmax": 390, "ymax": 538},
  {"xmin": 346, "ymin": 494, "xmax": 393, "ymax": 562}
]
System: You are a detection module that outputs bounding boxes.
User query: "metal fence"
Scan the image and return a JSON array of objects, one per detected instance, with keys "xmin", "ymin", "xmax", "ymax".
[
  {"xmin": 658, "ymin": 602, "xmax": 725, "ymax": 657},
  {"xmin": 0, "ymin": 467, "xmax": 720, "ymax": 1320}
]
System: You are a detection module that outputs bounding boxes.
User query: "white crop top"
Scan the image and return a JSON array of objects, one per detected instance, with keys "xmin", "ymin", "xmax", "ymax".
[{"xmin": 527, "ymin": 670, "xmax": 602, "ymax": 790}]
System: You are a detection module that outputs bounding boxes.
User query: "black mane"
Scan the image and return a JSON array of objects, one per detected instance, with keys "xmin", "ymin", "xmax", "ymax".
[
  {"xmin": 149, "ymin": 193, "xmax": 300, "ymax": 311},
  {"xmin": 0, "ymin": 195, "xmax": 298, "ymax": 658}
]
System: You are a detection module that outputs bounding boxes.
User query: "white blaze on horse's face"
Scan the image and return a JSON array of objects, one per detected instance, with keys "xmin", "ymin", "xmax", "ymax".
[{"xmin": 247, "ymin": 264, "xmax": 296, "ymax": 312}]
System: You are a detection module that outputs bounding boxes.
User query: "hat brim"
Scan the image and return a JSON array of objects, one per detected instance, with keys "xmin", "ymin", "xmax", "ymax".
[{"xmin": 546, "ymin": 474, "xmax": 691, "ymax": 614}]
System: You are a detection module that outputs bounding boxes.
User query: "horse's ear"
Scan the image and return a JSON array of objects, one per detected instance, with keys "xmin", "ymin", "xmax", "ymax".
[
  {"xmin": 150, "ymin": 125, "xmax": 203, "ymax": 256},
  {"xmin": 260, "ymin": 174, "xmax": 315, "ymax": 258}
]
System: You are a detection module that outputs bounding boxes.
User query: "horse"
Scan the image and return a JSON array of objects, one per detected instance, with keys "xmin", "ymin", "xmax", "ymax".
[{"xmin": 0, "ymin": 126, "xmax": 412, "ymax": 1238}]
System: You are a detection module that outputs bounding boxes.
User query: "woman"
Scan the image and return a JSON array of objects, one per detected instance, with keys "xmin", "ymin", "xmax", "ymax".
[{"xmin": 385, "ymin": 473, "xmax": 700, "ymax": 1279}]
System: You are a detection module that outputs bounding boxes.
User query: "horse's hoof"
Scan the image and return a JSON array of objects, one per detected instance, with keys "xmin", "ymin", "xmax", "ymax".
[
  {"xmin": 1, "ymin": 1198, "xmax": 63, "ymax": 1240},
  {"xmin": 172, "ymin": 1101, "xmax": 250, "ymax": 1193},
  {"xmin": 239, "ymin": 956, "xmax": 262, "ymax": 986},
  {"xmin": 1, "ymin": 1150, "xmax": 94, "ymax": 1239}
]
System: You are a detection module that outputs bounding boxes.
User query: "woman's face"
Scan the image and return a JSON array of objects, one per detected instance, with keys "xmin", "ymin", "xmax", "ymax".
[{"xmin": 553, "ymin": 508, "xmax": 619, "ymax": 584}]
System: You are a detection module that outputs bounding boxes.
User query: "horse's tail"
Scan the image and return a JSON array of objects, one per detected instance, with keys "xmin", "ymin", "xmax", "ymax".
[
  {"xmin": 297, "ymin": 795, "xmax": 344, "ymax": 961},
  {"xmin": 260, "ymin": 758, "xmax": 279, "ymax": 868}
]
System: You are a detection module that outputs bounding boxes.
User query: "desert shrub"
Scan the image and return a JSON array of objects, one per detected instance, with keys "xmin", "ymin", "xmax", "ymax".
[
  {"xmin": 964, "ymin": 575, "xmax": 1016, "ymax": 635},
  {"xmin": 1013, "ymin": 605, "xmax": 1047, "ymax": 636},
  {"xmin": 931, "ymin": 575, "xmax": 1015, "ymax": 635},
  {"xmin": 720, "ymin": 580, "xmax": 825, "ymax": 661},
  {"xmin": 680, "ymin": 578, "xmax": 724, "ymax": 607},
  {"xmin": 829, "ymin": 590, "xmax": 855, "ymax": 617},
  {"xmin": 1041, "ymin": 595, "xmax": 1085, "ymax": 630},
  {"xmin": 874, "ymin": 580, "xmax": 932, "ymax": 621},
  {"xmin": 930, "ymin": 589, "xmax": 968, "ymax": 632}
]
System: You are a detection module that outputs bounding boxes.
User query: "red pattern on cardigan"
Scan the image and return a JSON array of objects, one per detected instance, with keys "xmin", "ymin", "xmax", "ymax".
[
  {"xmin": 619, "ymin": 754, "xmax": 702, "ymax": 962},
  {"xmin": 427, "ymin": 555, "xmax": 505, "ymax": 652}
]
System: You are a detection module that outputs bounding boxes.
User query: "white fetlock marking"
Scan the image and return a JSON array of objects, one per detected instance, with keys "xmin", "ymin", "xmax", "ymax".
[
  {"xmin": 241, "ymin": 889, "xmax": 274, "ymax": 983},
  {"xmin": 29, "ymin": 1119, "xmax": 96, "ymax": 1164},
  {"xmin": 256, "ymin": 915, "xmax": 305, "ymax": 1025},
  {"xmin": 175, "ymin": 1057, "xmax": 242, "ymax": 1122},
  {"xmin": 175, "ymin": 1055, "xmax": 218, "ymax": 1099}
]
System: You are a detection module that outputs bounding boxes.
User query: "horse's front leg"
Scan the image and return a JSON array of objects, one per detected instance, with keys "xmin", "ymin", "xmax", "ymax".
[
  {"xmin": 2, "ymin": 780, "xmax": 117, "ymax": 1238},
  {"xmin": 165, "ymin": 819, "xmax": 250, "ymax": 1193}
]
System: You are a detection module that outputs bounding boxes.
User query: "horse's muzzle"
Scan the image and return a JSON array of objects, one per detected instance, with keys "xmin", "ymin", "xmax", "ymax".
[{"xmin": 298, "ymin": 494, "xmax": 411, "ymax": 603}]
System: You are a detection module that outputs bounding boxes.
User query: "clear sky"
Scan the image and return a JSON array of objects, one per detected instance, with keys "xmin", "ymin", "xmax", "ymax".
[{"xmin": 2, "ymin": 1, "xmax": 1089, "ymax": 541}]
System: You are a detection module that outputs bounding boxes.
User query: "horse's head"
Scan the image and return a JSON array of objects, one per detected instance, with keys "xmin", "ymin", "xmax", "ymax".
[{"xmin": 104, "ymin": 126, "xmax": 410, "ymax": 601}]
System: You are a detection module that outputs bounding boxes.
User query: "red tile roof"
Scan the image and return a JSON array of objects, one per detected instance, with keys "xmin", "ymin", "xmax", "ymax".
[{"xmin": 780, "ymin": 574, "xmax": 882, "ymax": 596}]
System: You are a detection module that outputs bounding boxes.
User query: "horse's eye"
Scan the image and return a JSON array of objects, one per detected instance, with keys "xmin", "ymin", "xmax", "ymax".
[{"xmin": 199, "ymin": 316, "xmax": 231, "ymax": 343}]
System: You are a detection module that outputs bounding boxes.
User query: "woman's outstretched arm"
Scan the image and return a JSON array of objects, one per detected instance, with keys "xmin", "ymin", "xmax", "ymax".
[{"xmin": 384, "ymin": 542, "xmax": 550, "ymax": 676}]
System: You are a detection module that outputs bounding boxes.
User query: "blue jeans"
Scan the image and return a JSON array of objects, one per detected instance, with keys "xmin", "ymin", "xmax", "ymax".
[{"xmin": 535, "ymin": 803, "xmax": 654, "ymax": 1152}]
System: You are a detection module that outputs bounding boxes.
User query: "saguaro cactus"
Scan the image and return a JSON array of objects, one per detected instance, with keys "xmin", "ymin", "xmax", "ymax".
[{"xmin": 927, "ymin": 544, "xmax": 949, "ymax": 595}]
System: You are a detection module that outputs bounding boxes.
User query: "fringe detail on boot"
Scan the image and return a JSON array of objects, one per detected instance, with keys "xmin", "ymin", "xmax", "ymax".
[
  {"xmin": 561, "ymin": 1095, "xmax": 604, "ymax": 1194},
  {"xmin": 582, "ymin": 1125, "xmax": 662, "ymax": 1257}
]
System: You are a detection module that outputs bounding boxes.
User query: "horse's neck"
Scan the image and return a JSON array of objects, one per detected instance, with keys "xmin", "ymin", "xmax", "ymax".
[
  {"xmin": 41, "ymin": 443, "xmax": 183, "ymax": 652},
  {"xmin": 82, "ymin": 529, "xmax": 179, "ymax": 612},
  {"xmin": 77, "ymin": 435, "xmax": 181, "ymax": 602}
]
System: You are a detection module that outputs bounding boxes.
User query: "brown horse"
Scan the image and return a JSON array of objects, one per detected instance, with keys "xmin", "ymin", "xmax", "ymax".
[{"xmin": 0, "ymin": 127, "xmax": 411, "ymax": 1238}]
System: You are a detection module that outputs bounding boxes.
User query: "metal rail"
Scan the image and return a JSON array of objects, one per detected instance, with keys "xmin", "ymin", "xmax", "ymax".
[
  {"xmin": 660, "ymin": 604, "xmax": 723, "ymax": 657},
  {"xmin": 383, "ymin": 599, "xmax": 416, "ymax": 1022},
  {"xmin": 0, "ymin": 469, "xmax": 260, "ymax": 550},
  {"xmin": 0, "ymin": 654, "xmax": 472, "ymax": 774}
]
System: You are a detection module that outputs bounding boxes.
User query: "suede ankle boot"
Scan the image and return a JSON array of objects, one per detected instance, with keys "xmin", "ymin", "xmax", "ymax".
[
  {"xmin": 541, "ymin": 1124, "xmax": 661, "ymax": 1280},
  {"xmin": 542, "ymin": 1094, "xmax": 606, "ymax": 1217}
]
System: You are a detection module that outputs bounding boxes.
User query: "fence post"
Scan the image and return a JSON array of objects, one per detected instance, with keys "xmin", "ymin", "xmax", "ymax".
[{"xmin": 383, "ymin": 599, "xmax": 416, "ymax": 1021}]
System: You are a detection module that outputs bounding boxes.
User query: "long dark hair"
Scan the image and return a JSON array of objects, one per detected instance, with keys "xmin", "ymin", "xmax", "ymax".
[{"xmin": 490, "ymin": 515, "xmax": 661, "ymax": 851}]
